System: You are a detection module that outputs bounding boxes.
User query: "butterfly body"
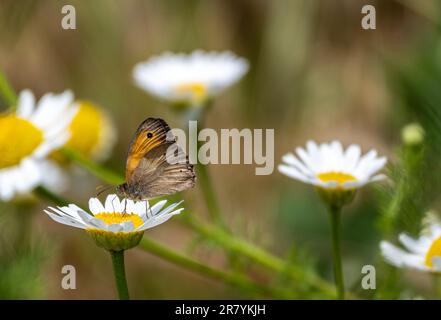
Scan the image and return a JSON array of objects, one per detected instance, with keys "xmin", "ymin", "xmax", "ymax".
[{"xmin": 117, "ymin": 118, "xmax": 196, "ymax": 200}]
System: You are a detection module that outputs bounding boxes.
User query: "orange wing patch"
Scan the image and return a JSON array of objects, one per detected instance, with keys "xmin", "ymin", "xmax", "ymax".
[
  {"xmin": 126, "ymin": 132, "xmax": 164, "ymax": 180},
  {"xmin": 125, "ymin": 118, "xmax": 171, "ymax": 182}
]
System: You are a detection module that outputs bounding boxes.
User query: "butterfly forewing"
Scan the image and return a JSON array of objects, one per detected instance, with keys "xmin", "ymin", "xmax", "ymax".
[
  {"xmin": 125, "ymin": 118, "xmax": 171, "ymax": 181},
  {"xmin": 121, "ymin": 118, "xmax": 195, "ymax": 200}
]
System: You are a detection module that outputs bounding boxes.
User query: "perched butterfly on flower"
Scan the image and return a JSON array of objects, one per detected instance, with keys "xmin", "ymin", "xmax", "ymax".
[{"xmin": 116, "ymin": 118, "xmax": 196, "ymax": 200}]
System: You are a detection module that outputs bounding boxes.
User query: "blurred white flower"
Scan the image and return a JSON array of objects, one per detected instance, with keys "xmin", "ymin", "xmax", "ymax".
[
  {"xmin": 39, "ymin": 160, "xmax": 69, "ymax": 192},
  {"xmin": 380, "ymin": 224, "xmax": 441, "ymax": 272},
  {"xmin": 45, "ymin": 194, "xmax": 183, "ymax": 251},
  {"xmin": 133, "ymin": 50, "xmax": 249, "ymax": 106},
  {"xmin": 278, "ymin": 140, "xmax": 387, "ymax": 190},
  {"xmin": 0, "ymin": 90, "xmax": 77, "ymax": 201}
]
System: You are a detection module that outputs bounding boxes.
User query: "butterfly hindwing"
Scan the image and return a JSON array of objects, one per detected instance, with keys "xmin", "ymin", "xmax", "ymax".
[{"xmin": 131, "ymin": 142, "xmax": 195, "ymax": 198}]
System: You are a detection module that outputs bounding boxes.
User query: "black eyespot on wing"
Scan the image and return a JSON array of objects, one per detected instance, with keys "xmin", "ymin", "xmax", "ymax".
[{"xmin": 147, "ymin": 132, "xmax": 153, "ymax": 138}]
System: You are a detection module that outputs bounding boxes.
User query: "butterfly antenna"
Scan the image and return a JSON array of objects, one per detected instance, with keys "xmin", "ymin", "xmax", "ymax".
[{"xmin": 96, "ymin": 185, "xmax": 114, "ymax": 197}]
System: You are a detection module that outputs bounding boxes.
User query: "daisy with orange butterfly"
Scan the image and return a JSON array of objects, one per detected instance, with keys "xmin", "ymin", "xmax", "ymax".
[{"xmin": 43, "ymin": 117, "xmax": 195, "ymax": 299}]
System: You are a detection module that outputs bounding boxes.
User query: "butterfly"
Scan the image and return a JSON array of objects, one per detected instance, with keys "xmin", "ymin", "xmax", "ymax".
[{"xmin": 116, "ymin": 118, "xmax": 196, "ymax": 200}]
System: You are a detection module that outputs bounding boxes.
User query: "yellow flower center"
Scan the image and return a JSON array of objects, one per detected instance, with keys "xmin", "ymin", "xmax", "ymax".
[
  {"xmin": 425, "ymin": 236, "xmax": 441, "ymax": 268},
  {"xmin": 0, "ymin": 114, "xmax": 43, "ymax": 169},
  {"xmin": 93, "ymin": 212, "xmax": 144, "ymax": 229},
  {"xmin": 66, "ymin": 101, "xmax": 103, "ymax": 157},
  {"xmin": 176, "ymin": 82, "xmax": 207, "ymax": 102},
  {"xmin": 317, "ymin": 172, "xmax": 357, "ymax": 186}
]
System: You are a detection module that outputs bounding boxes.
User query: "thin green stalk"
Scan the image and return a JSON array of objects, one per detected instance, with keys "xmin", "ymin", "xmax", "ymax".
[
  {"xmin": 192, "ymin": 113, "xmax": 241, "ymax": 269},
  {"xmin": 14, "ymin": 202, "xmax": 34, "ymax": 252},
  {"xmin": 192, "ymin": 110, "xmax": 225, "ymax": 228},
  {"xmin": 110, "ymin": 250, "xmax": 130, "ymax": 300},
  {"xmin": 184, "ymin": 215, "xmax": 337, "ymax": 297},
  {"xmin": 0, "ymin": 70, "xmax": 17, "ymax": 109},
  {"xmin": 34, "ymin": 186, "xmax": 70, "ymax": 207},
  {"xmin": 140, "ymin": 238, "xmax": 294, "ymax": 299},
  {"xmin": 60, "ymin": 147, "xmax": 124, "ymax": 185},
  {"xmin": 196, "ymin": 162, "xmax": 225, "ymax": 227},
  {"xmin": 432, "ymin": 273, "xmax": 441, "ymax": 299},
  {"xmin": 328, "ymin": 205, "xmax": 345, "ymax": 300}
]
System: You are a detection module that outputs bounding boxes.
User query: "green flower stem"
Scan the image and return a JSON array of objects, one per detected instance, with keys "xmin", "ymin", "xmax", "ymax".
[
  {"xmin": 432, "ymin": 273, "xmax": 441, "ymax": 299},
  {"xmin": 381, "ymin": 143, "xmax": 424, "ymax": 236},
  {"xmin": 192, "ymin": 109, "xmax": 226, "ymax": 229},
  {"xmin": 110, "ymin": 250, "xmax": 130, "ymax": 300},
  {"xmin": 34, "ymin": 186, "xmax": 70, "ymax": 207},
  {"xmin": 328, "ymin": 205, "xmax": 345, "ymax": 300},
  {"xmin": 0, "ymin": 70, "xmax": 17, "ymax": 109},
  {"xmin": 139, "ymin": 238, "xmax": 294, "ymax": 299},
  {"xmin": 183, "ymin": 215, "xmax": 338, "ymax": 297},
  {"xmin": 188, "ymin": 111, "xmax": 240, "ymax": 270},
  {"xmin": 196, "ymin": 161, "xmax": 240, "ymax": 277},
  {"xmin": 14, "ymin": 202, "xmax": 35, "ymax": 252},
  {"xmin": 196, "ymin": 162, "xmax": 225, "ymax": 228},
  {"xmin": 60, "ymin": 148, "xmax": 124, "ymax": 185}
]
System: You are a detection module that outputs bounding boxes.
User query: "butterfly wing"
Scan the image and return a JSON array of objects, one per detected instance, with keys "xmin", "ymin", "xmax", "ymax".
[
  {"xmin": 125, "ymin": 118, "xmax": 170, "ymax": 182},
  {"xmin": 123, "ymin": 118, "xmax": 196, "ymax": 199}
]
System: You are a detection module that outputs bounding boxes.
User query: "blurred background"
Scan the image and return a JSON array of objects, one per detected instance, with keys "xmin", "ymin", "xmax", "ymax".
[{"xmin": 1, "ymin": 0, "xmax": 441, "ymax": 299}]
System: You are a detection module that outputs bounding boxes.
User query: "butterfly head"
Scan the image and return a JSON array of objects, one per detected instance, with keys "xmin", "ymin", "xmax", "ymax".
[
  {"xmin": 116, "ymin": 183, "xmax": 130, "ymax": 199},
  {"xmin": 116, "ymin": 183, "xmax": 150, "ymax": 201}
]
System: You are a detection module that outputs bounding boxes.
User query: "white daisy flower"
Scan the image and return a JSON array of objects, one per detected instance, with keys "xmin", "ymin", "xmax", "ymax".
[
  {"xmin": 278, "ymin": 140, "xmax": 387, "ymax": 190},
  {"xmin": 133, "ymin": 50, "xmax": 249, "ymax": 106},
  {"xmin": 380, "ymin": 224, "xmax": 441, "ymax": 272},
  {"xmin": 0, "ymin": 89, "xmax": 77, "ymax": 201},
  {"xmin": 44, "ymin": 194, "xmax": 184, "ymax": 251}
]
